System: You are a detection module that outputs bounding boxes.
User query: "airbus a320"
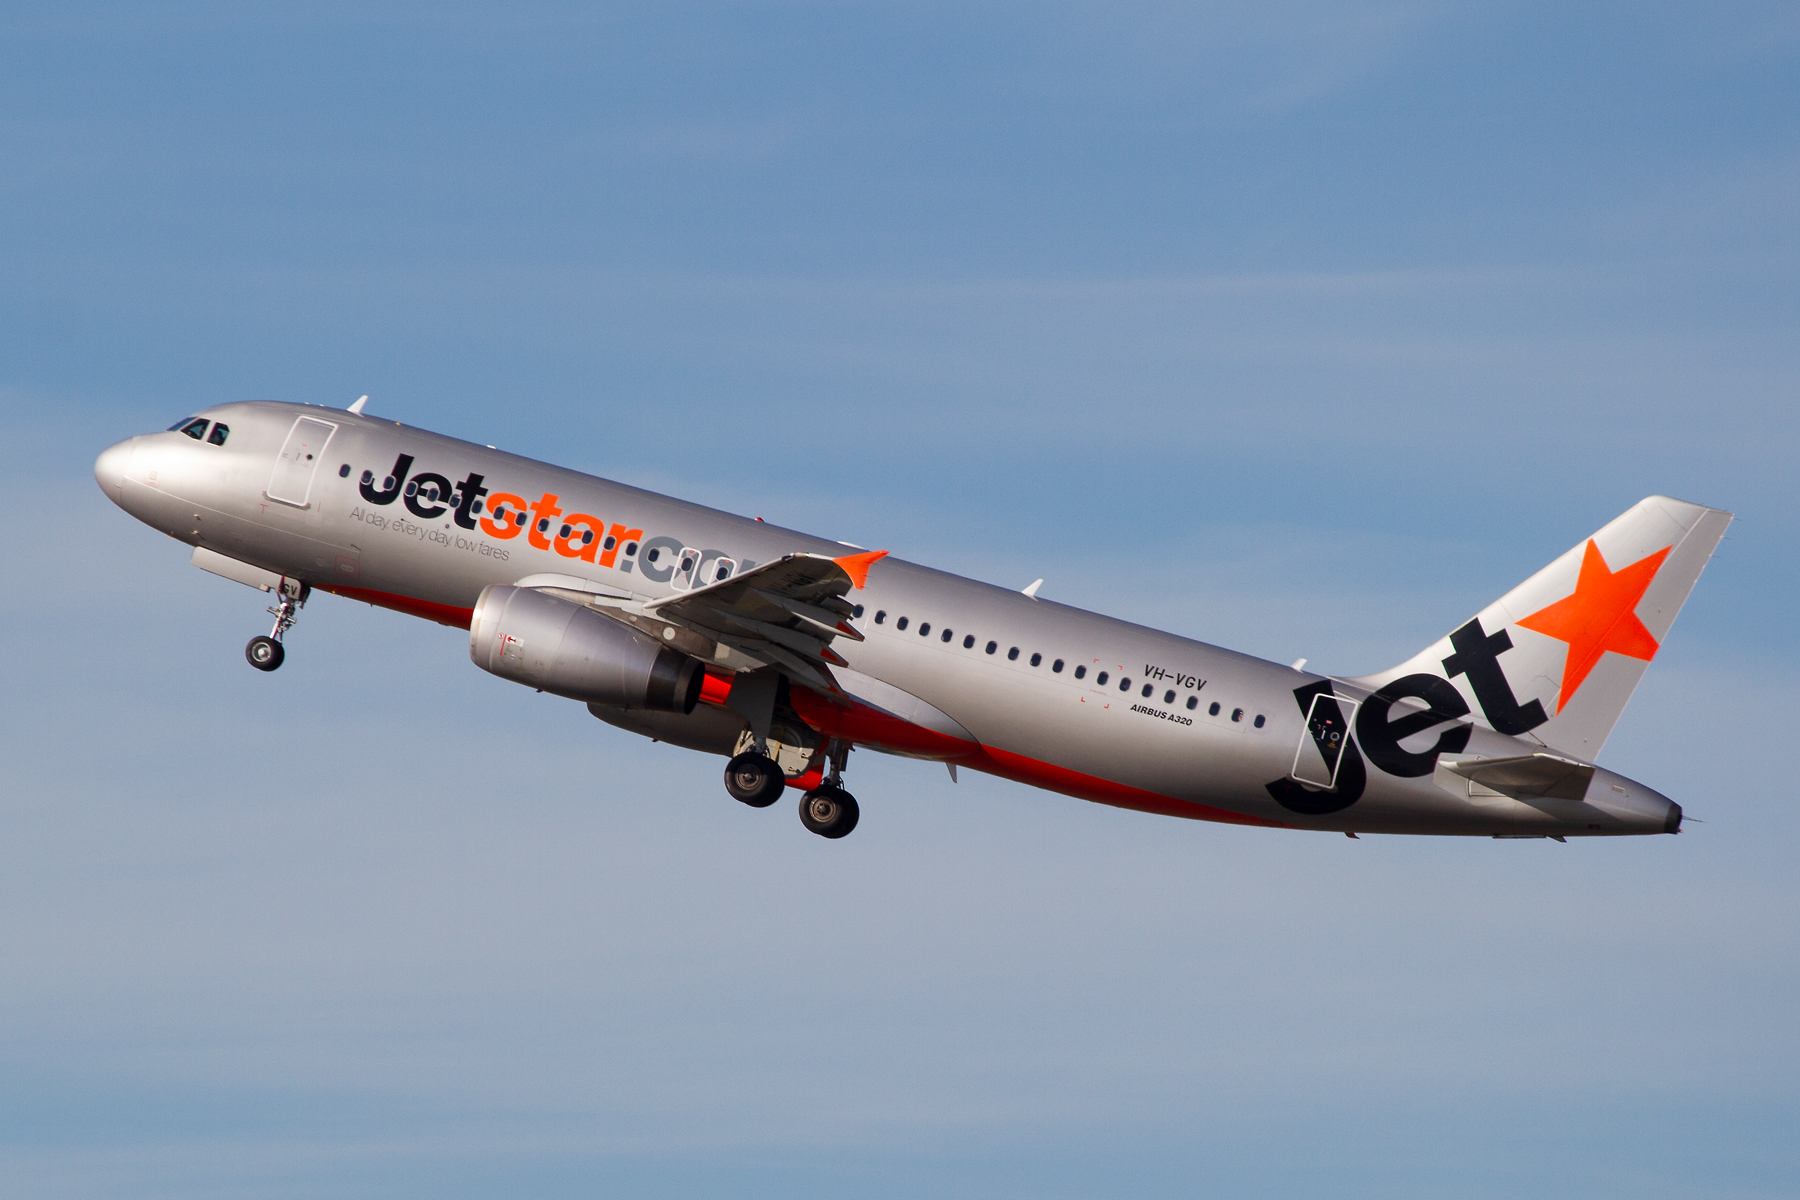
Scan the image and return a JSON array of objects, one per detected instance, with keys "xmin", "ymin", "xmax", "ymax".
[{"xmin": 95, "ymin": 399, "xmax": 1729, "ymax": 842}]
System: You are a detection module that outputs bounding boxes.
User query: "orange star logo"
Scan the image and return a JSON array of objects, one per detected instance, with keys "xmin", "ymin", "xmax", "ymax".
[{"xmin": 1516, "ymin": 540, "xmax": 1671, "ymax": 712}]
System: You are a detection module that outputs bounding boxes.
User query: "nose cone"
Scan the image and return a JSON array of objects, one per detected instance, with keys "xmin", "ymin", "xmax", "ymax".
[{"xmin": 94, "ymin": 437, "xmax": 135, "ymax": 502}]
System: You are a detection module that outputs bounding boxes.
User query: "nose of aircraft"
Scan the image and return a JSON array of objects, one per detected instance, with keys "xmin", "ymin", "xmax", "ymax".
[{"xmin": 94, "ymin": 437, "xmax": 135, "ymax": 502}]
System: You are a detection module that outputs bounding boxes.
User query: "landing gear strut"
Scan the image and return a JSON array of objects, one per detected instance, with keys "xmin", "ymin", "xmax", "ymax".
[
  {"xmin": 245, "ymin": 581, "xmax": 308, "ymax": 673},
  {"xmin": 800, "ymin": 739, "xmax": 858, "ymax": 839}
]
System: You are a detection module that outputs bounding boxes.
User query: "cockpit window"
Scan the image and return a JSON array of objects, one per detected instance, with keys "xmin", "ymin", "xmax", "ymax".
[
  {"xmin": 206, "ymin": 422, "xmax": 230, "ymax": 446},
  {"xmin": 177, "ymin": 418, "xmax": 209, "ymax": 440}
]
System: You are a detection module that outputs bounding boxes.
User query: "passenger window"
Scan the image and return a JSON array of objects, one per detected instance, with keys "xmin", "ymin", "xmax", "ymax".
[
  {"xmin": 405, "ymin": 481, "xmax": 418, "ymax": 497},
  {"xmin": 1232, "ymin": 708, "xmax": 1244, "ymax": 722},
  {"xmin": 1120, "ymin": 678, "xmax": 1132, "ymax": 692},
  {"xmin": 874, "ymin": 610, "xmax": 886, "ymax": 624},
  {"xmin": 337, "ymin": 463, "xmax": 350, "ymax": 477},
  {"xmin": 1052, "ymin": 659, "xmax": 1064, "ymax": 673},
  {"xmin": 583, "ymin": 530, "xmax": 595, "ymax": 545},
  {"xmin": 624, "ymin": 542, "xmax": 637, "ymax": 556},
  {"xmin": 1209, "ymin": 702, "xmax": 1221, "ymax": 716},
  {"xmin": 1030, "ymin": 653, "xmax": 1042, "ymax": 667},
  {"xmin": 603, "ymin": 535, "xmax": 617, "ymax": 550},
  {"xmin": 360, "ymin": 469, "xmax": 374, "ymax": 485},
  {"xmin": 897, "ymin": 617, "xmax": 909, "ymax": 630},
  {"xmin": 962, "ymin": 635, "xmax": 974, "ymax": 648},
  {"xmin": 559, "ymin": 524, "xmax": 572, "ymax": 538},
  {"xmin": 1163, "ymin": 690, "xmax": 1175, "ymax": 703},
  {"xmin": 515, "ymin": 512, "xmax": 528, "ymax": 527},
  {"xmin": 472, "ymin": 499, "xmax": 483, "ymax": 513},
  {"xmin": 537, "ymin": 518, "xmax": 551, "ymax": 533},
  {"xmin": 1007, "ymin": 647, "xmax": 1020, "ymax": 661},
  {"xmin": 919, "ymin": 622, "xmax": 931, "ymax": 636},
  {"xmin": 853, "ymin": 605, "xmax": 865, "ymax": 618},
  {"xmin": 1096, "ymin": 671, "xmax": 1108, "ymax": 685},
  {"xmin": 1253, "ymin": 714, "xmax": 1266, "ymax": 728},
  {"xmin": 985, "ymin": 641, "xmax": 997, "ymax": 655},
  {"xmin": 179, "ymin": 418, "xmax": 208, "ymax": 440},
  {"xmin": 647, "ymin": 547, "xmax": 660, "ymax": 562},
  {"xmin": 714, "ymin": 561, "xmax": 731, "ymax": 580},
  {"xmin": 1074, "ymin": 665, "xmax": 1086, "ymax": 679},
  {"xmin": 1186, "ymin": 696, "xmax": 1198, "ymax": 710},
  {"xmin": 208, "ymin": 424, "xmax": 231, "ymax": 446},
  {"xmin": 941, "ymin": 628, "xmax": 953, "ymax": 643}
]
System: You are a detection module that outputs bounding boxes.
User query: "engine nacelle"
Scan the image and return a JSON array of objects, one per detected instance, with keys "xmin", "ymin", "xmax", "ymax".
[{"xmin": 469, "ymin": 584, "xmax": 704, "ymax": 713}]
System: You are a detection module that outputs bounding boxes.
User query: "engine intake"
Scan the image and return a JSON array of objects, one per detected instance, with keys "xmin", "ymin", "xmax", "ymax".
[{"xmin": 469, "ymin": 584, "xmax": 704, "ymax": 713}]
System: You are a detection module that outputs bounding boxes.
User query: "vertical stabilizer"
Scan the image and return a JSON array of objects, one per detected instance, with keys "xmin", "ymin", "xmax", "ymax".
[{"xmin": 1347, "ymin": 496, "xmax": 1732, "ymax": 758}]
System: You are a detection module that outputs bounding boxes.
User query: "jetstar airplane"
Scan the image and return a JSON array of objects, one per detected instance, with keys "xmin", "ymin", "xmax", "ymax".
[{"xmin": 95, "ymin": 399, "xmax": 1730, "ymax": 841}]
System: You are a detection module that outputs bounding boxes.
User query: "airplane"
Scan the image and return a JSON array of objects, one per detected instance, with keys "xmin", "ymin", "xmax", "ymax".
[{"xmin": 94, "ymin": 398, "xmax": 1730, "ymax": 842}]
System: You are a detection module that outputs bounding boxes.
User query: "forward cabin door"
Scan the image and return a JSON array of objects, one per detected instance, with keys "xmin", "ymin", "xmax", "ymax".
[{"xmin": 266, "ymin": 417, "xmax": 337, "ymax": 508}]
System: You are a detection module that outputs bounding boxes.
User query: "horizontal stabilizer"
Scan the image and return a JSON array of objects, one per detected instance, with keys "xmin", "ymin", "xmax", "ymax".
[{"xmin": 1442, "ymin": 753, "xmax": 1594, "ymax": 801}]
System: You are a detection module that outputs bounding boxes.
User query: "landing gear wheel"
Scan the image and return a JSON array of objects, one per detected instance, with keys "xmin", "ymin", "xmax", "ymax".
[
  {"xmin": 245, "ymin": 636, "xmax": 285, "ymax": 672},
  {"xmin": 724, "ymin": 753, "xmax": 786, "ymax": 808},
  {"xmin": 799, "ymin": 786, "xmax": 859, "ymax": 839}
]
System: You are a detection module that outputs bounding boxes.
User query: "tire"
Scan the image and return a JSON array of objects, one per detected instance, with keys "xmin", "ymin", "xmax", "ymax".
[
  {"xmin": 799, "ymin": 786, "xmax": 859, "ymax": 839},
  {"xmin": 724, "ymin": 752, "xmax": 785, "ymax": 808},
  {"xmin": 246, "ymin": 636, "xmax": 285, "ymax": 672}
]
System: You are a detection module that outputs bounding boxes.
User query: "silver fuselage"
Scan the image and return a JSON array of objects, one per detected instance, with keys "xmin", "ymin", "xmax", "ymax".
[{"xmin": 96, "ymin": 401, "xmax": 1680, "ymax": 837}]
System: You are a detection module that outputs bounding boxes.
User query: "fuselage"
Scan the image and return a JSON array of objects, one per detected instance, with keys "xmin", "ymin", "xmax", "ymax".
[{"xmin": 96, "ymin": 401, "xmax": 1681, "ymax": 838}]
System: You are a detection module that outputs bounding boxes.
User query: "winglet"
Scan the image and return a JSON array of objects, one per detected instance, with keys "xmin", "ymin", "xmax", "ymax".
[
  {"xmin": 348, "ymin": 395, "xmax": 369, "ymax": 414},
  {"xmin": 1022, "ymin": 578, "xmax": 1043, "ymax": 599},
  {"xmin": 833, "ymin": 549, "xmax": 888, "ymax": 590}
]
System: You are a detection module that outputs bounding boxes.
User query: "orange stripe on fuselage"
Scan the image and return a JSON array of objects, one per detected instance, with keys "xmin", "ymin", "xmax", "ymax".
[
  {"xmin": 320, "ymin": 584, "xmax": 476, "ymax": 629},
  {"xmin": 788, "ymin": 684, "xmax": 1284, "ymax": 828},
  {"xmin": 967, "ymin": 744, "xmax": 1285, "ymax": 828},
  {"xmin": 319, "ymin": 586, "xmax": 1284, "ymax": 829}
]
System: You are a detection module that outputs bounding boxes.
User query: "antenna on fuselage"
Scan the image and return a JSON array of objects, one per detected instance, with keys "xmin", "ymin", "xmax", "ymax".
[
  {"xmin": 348, "ymin": 395, "xmax": 369, "ymax": 415},
  {"xmin": 1022, "ymin": 579, "xmax": 1043, "ymax": 599}
]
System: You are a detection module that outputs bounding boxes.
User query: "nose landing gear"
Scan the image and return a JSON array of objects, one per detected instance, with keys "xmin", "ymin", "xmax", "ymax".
[{"xmin": 245, "ymin": 581, "xmax": 308, "ymax": 673}]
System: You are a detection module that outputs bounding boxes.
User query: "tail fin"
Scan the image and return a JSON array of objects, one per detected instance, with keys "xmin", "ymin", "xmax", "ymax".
[{"xmin": 1347, "ymin": 496, "xmax": 1732, "ymax": 757}]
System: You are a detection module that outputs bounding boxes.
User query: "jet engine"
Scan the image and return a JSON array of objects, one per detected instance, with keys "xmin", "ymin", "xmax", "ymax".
[{"xmin": 469, "ymin": 584, "xmax": 704, "ymax": 713}]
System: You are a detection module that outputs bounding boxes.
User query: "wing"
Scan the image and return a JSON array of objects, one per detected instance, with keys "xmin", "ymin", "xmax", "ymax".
[
  {"xmin": 512, "ymin": 550, "xmax": 886, "ymax": 692},
  {"xmin": 637, "ymin": 551, "xmax": 886, "ymax": 691}
]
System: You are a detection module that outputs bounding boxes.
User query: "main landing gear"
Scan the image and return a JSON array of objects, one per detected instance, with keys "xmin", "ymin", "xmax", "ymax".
[
  {"xmin": 799, "ymin": 784, "xmax": 858, "ymax": 840},
  {"xmin": 722, "ymin": 737, "xmax": 859, "ymax": 839},
  {"xmin": 724, "ymin": 751, "xmax": 786, "ymax": 808},
  {"xmin": 245, "ymin": 581, "xmax": 309, "ymax": 673},
  {"xmin": 800, "ymin": 737, "xmax": 858, "ymax": 838}
]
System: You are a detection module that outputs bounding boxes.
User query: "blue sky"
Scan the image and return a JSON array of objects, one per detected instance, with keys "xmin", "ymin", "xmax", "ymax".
[{"xmin": 2, "ymin": 3, "xmax": 1797, "ymax": 1196}]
